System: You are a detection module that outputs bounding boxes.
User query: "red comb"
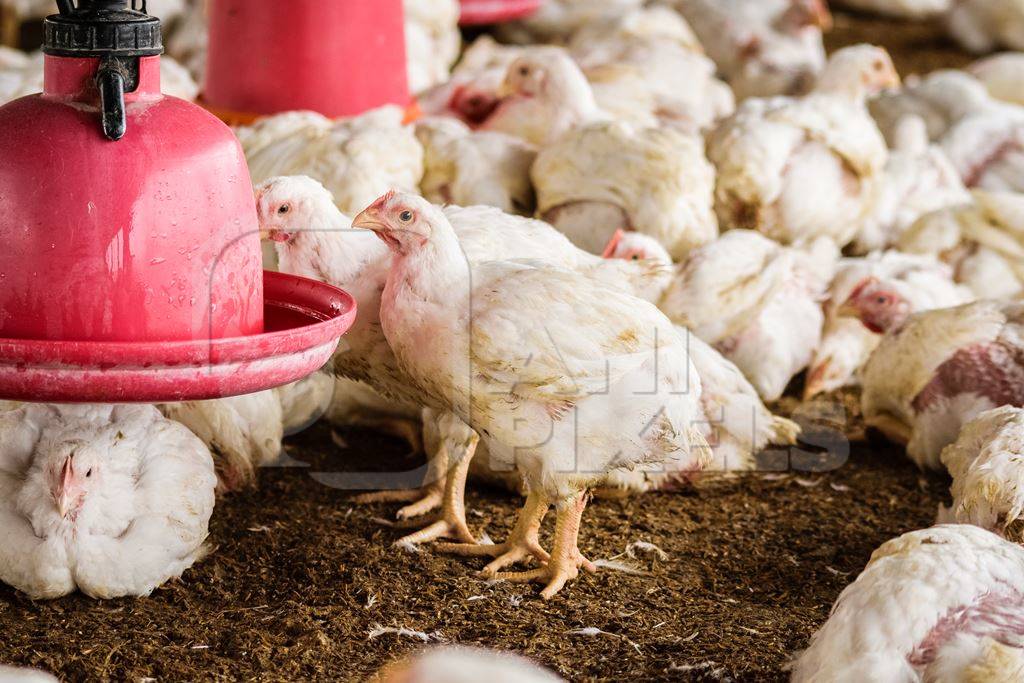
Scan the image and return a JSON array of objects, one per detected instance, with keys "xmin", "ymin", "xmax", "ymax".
[{"xmin": 602, "ymin": 229, "xmax": 626, "ymax": 259}]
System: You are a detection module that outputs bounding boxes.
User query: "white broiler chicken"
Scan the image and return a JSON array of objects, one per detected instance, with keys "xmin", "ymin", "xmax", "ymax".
[
  {"xmin": 0, "ymin": 404, "xmax": 215, "ymax": 600},
  {"xmin": 673, "ymin": 0, "xmax": 830, "ymax": 100},
  {"xmin": 478, "ymin": 47, "xmax": 608, "ymax": 147},
  {"xmin": 532, "ymin": 121, "xmax": 718, "ymax": 259},
  {"xmin": 376, "ymin": 646, "xmax": 565, "ymax": 683},
  {"xmin": 949, "ymin": 0, "xmax": 1024, "ymax": 53},
  {"xmin": 237, "ymin": 106, "xmax": 424, "ymax": 217},
  {"xmin": 653, "ymin": 229, "xmax": 834, "ymax": 401},
  {"xmin": 898, "ymin": 190, "xmax": 1024, "ymax": 300},
  {"xmin": 708, "ymin": 45, "xmax": 897, "ymax": 248},
  {"xmin": 163, "ymin": 0, "xmax": 207, "ymax": 83},
  {"xmin": 258, "ymin": 177, "xmax": 670, "ymax": 548},
  {"xmin": 403, "ymin": 0, "xmax": 460, "ymax": 95},
  {"xmin": 848, "ymin": 299, "xmax": 1024, "ymax": 470},
  {"xmin": 415, "ymin": 117, "xmax": 537, "ymax": 215},
  {"xmin": 970, "ymin": 53, "xmax": 1024, "ymax": 108},
  {"xmin": 417, "ymin": 36, "xmax": 527, "ymax": 127},
  {"xmin": 836, "ymin": 0, "xmax": 951, "ymax": 19},
  {"xmin": 805, "ymin": 250, "xmax": 974, "ymax": 399},
  {"xmin": 565, "ymin": 5, "xmax": 734, "ymax": 133},
  {"xmin": 792, "ymin": 525, "xmax": 1024, "ymax": 682},
  {"xmin": 853, "ymin": 116, "xmax": 972, "ymax": 254},
  {"xmin": 939, "ymin": 406, "xmax": 1024, "ymax": 540},
  {"xmin": 354, "ymin": 192, "xmax": 709, "ymax": 599}
]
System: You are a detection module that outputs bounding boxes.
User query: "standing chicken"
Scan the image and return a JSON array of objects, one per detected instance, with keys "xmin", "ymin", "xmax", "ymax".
[
  {"xmin": 238, "ymin": 106, "xmax": 424, "ymax": 217},
  {"xmin": 806, "ymin": 250, "xmax": 974, "ymax": 399},
  {"xmin": 940, "ymin": 406, "xmax": 1024, "ymax": 540},
  {"xmin": 258, "ymin": 178, "xmax": 670, "ymax": 547},
  {"xmin": 0, "ymin": 404, "xmax": 215, "ymax": 600},
  {"xmin": 415, "ymin": 117, "xmax": 537, "ymax": 215},
  {"xmin": 708, "ymin": 45, "xmax": 897, "ymax": 248},
  {"xmin": 673, "ymin": 0, "xmax": 830, "ymax": 100},
  {"xmin": 949, "ymin": 0, "xmax": 1024, "ymax": 53},
  {"xmin": 792, "ymin": 525, "xmax": 1024, "ymax": 682},
  {"xmin": 354, "ymin": 192, "xmax": 709, "ymax": 598},
  {"xmin": 655, "ymin": 229, "xmax": 834, "ymax": 401},
  {"xmin": 847, "ymin": 299, "xmax": 1024, "ymax": 470},
  {"xmin": 898, "ymin": 190, "xmax": 1024, "ymax": 300},
  {"xmin": 532, "ymin": 121, "xmax": 718, "ymax": 258},
  {"xmin": 479, "ymin": 47, "xmax": 608, "ymax": 146}
]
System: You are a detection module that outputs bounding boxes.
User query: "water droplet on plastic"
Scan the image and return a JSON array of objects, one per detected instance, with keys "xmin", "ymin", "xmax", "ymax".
[{"xmin": 150, "ymin": 257, "xmax": 166, "ymax": 265}]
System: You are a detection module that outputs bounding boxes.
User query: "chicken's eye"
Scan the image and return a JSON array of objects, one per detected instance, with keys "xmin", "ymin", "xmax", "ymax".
[
  {"xmin": 875, "ymin": 295, "xmax": 889, "ymax": 305},
  {"xmin": 278, "ymin": 204, "xmax": 291, "ymax": 215},
  {"xmin": 399, "ymin": 210, "xmax": 414, "ymax": 223},
  {"xmin": 518, "ymin": 65, "xmax": 530, "ymax": 77},
  {"xmin": 631, "ymin": 255, "xmax": 640, "ymax": 261}
]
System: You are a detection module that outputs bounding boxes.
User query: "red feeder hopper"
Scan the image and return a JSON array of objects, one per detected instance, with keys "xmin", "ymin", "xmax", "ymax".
[
  {"xmin": 202, "ymin": 0, "xmax": 410, "ymax": 124},
  {"xmin": 459, "ymin": 0, "xmax": 542, "ymax": 25},
  {"xmin": 0, "ymin": 0, "xmax": 355, "ymax": 403}
]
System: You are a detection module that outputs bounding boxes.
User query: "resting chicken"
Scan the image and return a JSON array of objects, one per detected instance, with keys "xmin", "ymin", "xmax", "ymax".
[
  {"xmin": 532, "ymin": 121, "xmax": 718, "ymax": 259},
  {"xmin": 708, "ymin": 45, "xmax": 898, "ymax": 248},
  {"xmin": 847, "ymin": 299, "xmax": 1024, "ymax": 469},
  {"xmin": 0, "ymin": 404, "xmax": 215, "ymax": 600},
  {"xmin": 792, "ymin": 525, "xmax": 1024, "ymax": 682}
]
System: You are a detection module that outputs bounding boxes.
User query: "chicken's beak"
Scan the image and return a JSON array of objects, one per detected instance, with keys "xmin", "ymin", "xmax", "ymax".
[
  {"xmin": 836, "ymin": 299, "xmax": 861, "ymax": 320},
  {"xmin": 496, "ymin": 79, "xmax": 517, "ymax": 99},
  {"xmin": 352, "ymin": 208, "xmax": 384, "ymax": 233},
  {"xmin": 55, "ymin": 457, "xmax": 78, "ymax": 519},
  {"xmin": 803, "ymin": 361, "xmax": 831, "ymax": 400}
]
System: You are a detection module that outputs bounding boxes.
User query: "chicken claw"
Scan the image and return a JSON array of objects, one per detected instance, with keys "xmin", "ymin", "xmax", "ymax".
[
  {"xmin": 437, "ymin": 490, "xmax": 551, "ymax": 573},
  {"xmin": 495, "ymin": 492, "xmax": 595, "ymax": 600},
  {"xmin": 394, "ymin": 434, "xmax": 480, "ymax": 546}
]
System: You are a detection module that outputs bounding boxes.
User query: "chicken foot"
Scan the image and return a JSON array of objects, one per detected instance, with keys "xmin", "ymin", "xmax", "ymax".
[
  {"xmin": 495, "ymin": 491, "xmax": 596, "ymax": 600},
  {"xmin": 394, "ymin": 427, "xmax": 479, "ymax": 546},
  {"xmin": 437, "ymin": 489, "xmax": 551, "ymax": 575}
]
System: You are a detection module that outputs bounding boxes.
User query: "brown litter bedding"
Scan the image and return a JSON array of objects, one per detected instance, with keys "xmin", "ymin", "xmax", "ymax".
[{"xmin": 0, "ymin": 13, "xmax": 968, "ymax": 683}]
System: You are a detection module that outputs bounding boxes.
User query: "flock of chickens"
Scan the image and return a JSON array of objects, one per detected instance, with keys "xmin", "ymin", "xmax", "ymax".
[{"xmin": 4, "ymin": 0, "xmax": 1024, "ymax": 680}]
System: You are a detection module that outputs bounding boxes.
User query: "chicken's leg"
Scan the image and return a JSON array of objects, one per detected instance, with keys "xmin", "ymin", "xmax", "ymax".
[
  {"xmin": 394, "ymin": 430, "xmax": 479, "ymax": 546},
  {"xmin": 350, "ymin": 445, "xmax": 445, "ymax": 515},
  {"xmin": 437, "ymin": 489, "xmax": 551, "ymax": 574},
  {"xmin": 496, "ymin": 491, "xmax": 596, "ymax": 600}
]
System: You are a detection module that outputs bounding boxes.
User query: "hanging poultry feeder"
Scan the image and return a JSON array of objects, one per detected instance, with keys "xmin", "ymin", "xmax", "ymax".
[
  {"xmin": 459, "ymin": 0, "xmax": 542, "ymax": 26},
  {"xmin": 0, "ymin": 0, "xmax": 355, "ymax": 403},
  {"xmin": 201, "ymin": 0, "xmax": 410, "ymax": 125}
]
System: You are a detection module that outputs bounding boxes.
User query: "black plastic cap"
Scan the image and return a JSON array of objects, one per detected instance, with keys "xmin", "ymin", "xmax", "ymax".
[{"xmin": 43, "ymin": 0, "xmax": 162, "ymax": 58}]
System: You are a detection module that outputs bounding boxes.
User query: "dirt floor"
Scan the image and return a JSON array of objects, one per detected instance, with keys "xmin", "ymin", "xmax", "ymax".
[{"xmin": 0, "ymin": 11, "xmax": 974, "ymax": 683}]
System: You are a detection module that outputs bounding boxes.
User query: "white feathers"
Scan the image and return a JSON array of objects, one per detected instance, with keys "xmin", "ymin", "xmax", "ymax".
[
  {"xmin": 0, "ymin": 404, "xmax": 215, "ymax": 600},
  {"xmin": 533, "ymin": 121, "xmax": 718, "ymax": 258},
  {"xmin": 941, "ymin": 407, "xmax": 1024, "ymax": 537},
  {"xmin": 378, "ymin": 646, "xmax": 565, "ymax": 683},
  {"xmin": 792, "ymin": 525, "xmax": 1024, "ymax": 682},
  {"xmin": 238, "ymin": 106, "xmax": 424, "ymax": 217}
]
